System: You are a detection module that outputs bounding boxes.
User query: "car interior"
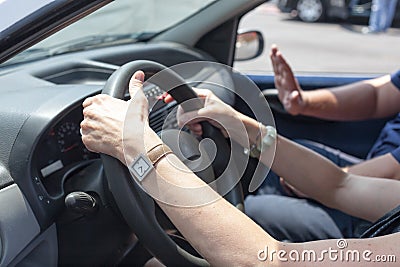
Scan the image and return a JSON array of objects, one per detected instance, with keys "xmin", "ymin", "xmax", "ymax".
[{"xmin": 0, "ymin": 0, "xmax": 395, "ymax": 266}]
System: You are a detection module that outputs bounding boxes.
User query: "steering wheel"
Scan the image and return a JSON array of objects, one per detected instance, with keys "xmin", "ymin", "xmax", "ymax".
[{"xmin": 101, "ymin": 60, "xmax": 243, "ymax": 266}]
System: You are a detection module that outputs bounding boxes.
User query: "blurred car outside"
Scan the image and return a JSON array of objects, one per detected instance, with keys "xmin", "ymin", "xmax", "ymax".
[{"xmin": 277, "ymin": 0, "xmax": 400, "ymax": 25}]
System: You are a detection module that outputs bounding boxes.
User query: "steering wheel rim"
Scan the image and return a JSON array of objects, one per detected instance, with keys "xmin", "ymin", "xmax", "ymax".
[{"xmin": 101, "ymin": 60, "xmax": 243, "ymax": 266}]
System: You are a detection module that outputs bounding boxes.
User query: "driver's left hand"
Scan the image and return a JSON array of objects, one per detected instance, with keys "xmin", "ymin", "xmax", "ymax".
[{"xmin": 81, "ymin": 71, "xmax": 160, "ymax": 165}]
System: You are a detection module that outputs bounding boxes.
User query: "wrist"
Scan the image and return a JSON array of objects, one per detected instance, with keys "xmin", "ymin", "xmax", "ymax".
[
  {"xmin": 239, "ymin": 114, "xmax": 260, "ymax": 145},
  {"xmin": 298, "ymin": 90, "xmax": 310, "ymax": 115},
  {"xmin": 115, "ymin": 149, "xmax": 126, "ymax": 165},
  {"xmin": 144, "ymin": 126, "xmax": 163, "ymax": 147},
  {"xmin": 247, "ymin": 123, "xmax": 277, "ymax": 159},
  {"xmin": 127, "ymin": 143, "xmax": 173, "ymax": 185},
  {"xmin": 122, "ymin": 126, "xmax": 162, "ymax": 166}
]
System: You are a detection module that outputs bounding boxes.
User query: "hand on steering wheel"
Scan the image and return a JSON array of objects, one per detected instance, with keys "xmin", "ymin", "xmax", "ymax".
[
  {"xmin": 167, "ymin": 89, "xmax": 246, "ymax": 143},
  {"xmin": 81, "ymin": 71, "xmax": 161, "ymax": 165},
  {"xmin": 80, "ymin": 60, "xmax": 243, "ymax": 267}
]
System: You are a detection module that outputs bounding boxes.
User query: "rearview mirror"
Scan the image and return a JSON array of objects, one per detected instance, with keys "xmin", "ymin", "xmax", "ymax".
[{"xmin": 234, "ymin": 30, "xmax": 264, "ymax": 61}]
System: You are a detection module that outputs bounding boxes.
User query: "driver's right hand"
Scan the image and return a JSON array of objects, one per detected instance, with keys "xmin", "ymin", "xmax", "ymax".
[{"xmin": 165, "ymin": 89, "xmax": 245, "ymax": 142}]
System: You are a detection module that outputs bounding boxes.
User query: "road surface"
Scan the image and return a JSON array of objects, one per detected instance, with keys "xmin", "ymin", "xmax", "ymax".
[{"xmin": 234, "ymin": 3, "xmax": 400, "ymax": 75}]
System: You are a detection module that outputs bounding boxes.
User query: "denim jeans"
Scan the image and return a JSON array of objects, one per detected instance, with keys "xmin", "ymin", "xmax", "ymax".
[{"xmin": 369, "ymin": 0, "xmax": 398, "ymax": 32}]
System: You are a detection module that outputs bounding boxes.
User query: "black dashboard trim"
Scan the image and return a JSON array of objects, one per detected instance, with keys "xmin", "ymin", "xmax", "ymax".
[{"xmin": 9, "ymin": 86, "xmax": 100, "ymax": 229}]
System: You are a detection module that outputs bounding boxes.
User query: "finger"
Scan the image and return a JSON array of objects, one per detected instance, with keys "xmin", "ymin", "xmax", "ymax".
[
  {"xmin": 164, "ymin": 93, "xmax": 174, "ymax": 103},
  {"xmin": 270, "ymin": 44, "xmax": 278, "ymax": 58},
  {"xmin": 129, "ymin": 70, "xmax": 145, "ymax": 99},
  {"xmin": 176, "ymin": 105, "xmax": 184, "ymax": 117},
  {"xmin": 82, "ymin": 106, "xmax": 97, "ymax": 119},
  {"xmin": 270, "ymin": 45, "xmax": 279, "ymax": 70},
  {"xmin": 178, "ymin": 110, "xmax": 203, "ymax": 128},
  {"xmin": 180, "ymin": 117, "xmax": 209, "ymax": 129},
  {"xmin": 157, "ymin": 92, "xmax": 169, "ymax": 101},
  {"xmin": 80, "ymin": 119, "xmax": 92, "ymax": 135},
  {"xmin": 82, "ymin": 97, "xmax": 94, "ymax": 108},
  {"xmin": 190, "ymin": 130, "xmax": 202, "ymax": 136},
  {"xmin": 190, "ymin": 123, "xmax": 202, "ymax": 132},
  {"xmin": 192, "ymin": 88, "xmax": 211, "ymax": 98},
  {"xmin": 139, "ymin": 99, "xmax": 149, "ymax": 122},
  {"xmin": 290, "ymin": 90, "xmax": 304, "ymax": 107},
  {"xmin": 184, "ymin": 124, "xmax": 202, "ymax": 135},
  {"xmin": 271, "ymin": 53, "xmax": 279, "ymax": 76},
  {"xmin": 276, "ymin": 50, "xmax": 289, "ymax": 71},
  {"xmin": 165, "ymin": 88, "xmax": 209, "ymax": 104}
]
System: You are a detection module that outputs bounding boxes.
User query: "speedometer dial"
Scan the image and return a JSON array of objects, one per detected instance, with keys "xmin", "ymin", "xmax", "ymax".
[
  {"xmin": 56, "ymin": 122, "xmax": 81, "ymax": 153},
  {"xmin": 36, "ymin": 107, "xmax": 99, "ymax": 182}
]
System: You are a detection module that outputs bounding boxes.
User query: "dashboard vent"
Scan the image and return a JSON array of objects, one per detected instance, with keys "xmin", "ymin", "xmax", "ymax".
[{"xmin": 149, "ymin": 103, "xmax": 178, "ymax": 133}]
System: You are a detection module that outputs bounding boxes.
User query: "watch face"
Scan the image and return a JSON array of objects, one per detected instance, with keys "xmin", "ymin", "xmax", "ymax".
[
  {"xmin": 261, "ymin": 126, "xmax": 277, "ymax": 150},
  {"xmin": 129, "ymin": 154, "xmax": 153, "ymax": 182}
]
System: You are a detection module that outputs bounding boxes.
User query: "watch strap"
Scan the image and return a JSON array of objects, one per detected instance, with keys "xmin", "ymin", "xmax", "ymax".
[
  {"xmin": 147, "ymin": 143, "xmax": 173, "ymax": 165},
  {"xmin": 128, "ymin": 144, "xmax": 173, "ymax": 182}
]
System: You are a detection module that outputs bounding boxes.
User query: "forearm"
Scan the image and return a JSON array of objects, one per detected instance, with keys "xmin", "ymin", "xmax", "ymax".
[
  {"xmin": 139, "ymin": 150, "xmax": 400, "ymax": 266},
  {"xmin": 300, "ymin": 75, "xmax": 399, "ymax": 120},
  {"xmin": 126, "ymin": 149, "xmax": 399, "ymax": 267},
  {"xmin": 346, "ymin": 153, "xmax": 400, "ymax": 180},
  {"xmin": 270, "ymin": 136, "xmax": 348, "ymax": 206},
  {"xmin": 141, "ymin": 153, "xmax": 279, "ymax": 266},
  {"xmin": 240, "ymin": 114, "xmax": 347, "ymax": 206},
  {"xmin": 300, "ymin": 81, "xmax": 378, "ymax": 121},
  {"xmin": 124, "ymin": 130, "xmax": 280, "ymax": 265}
]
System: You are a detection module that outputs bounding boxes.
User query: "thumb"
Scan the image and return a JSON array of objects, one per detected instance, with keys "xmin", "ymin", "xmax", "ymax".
[
  {"xmin": 289, "ymin": 90, "xmax": 304, "ymax": 107},
  {"xmin": 129, "ymin": 71, "xmax": 145, "ymax": 99},
  {"xmin": 178, "ymin": 110, "xmax": 204, "ymax": 128}
]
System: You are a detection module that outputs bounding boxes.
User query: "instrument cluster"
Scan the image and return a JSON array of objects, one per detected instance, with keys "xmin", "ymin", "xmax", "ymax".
[{"xmin": 36, "ymin": 106, "xmax": 98, "ymax": 181}]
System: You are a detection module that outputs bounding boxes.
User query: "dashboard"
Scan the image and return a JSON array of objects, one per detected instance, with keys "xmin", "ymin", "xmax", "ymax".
[
  {"xmin": 31, "ymin": 86, "xmax": 180, "ymax": 199},
  {"xmin": 36, "ymin": 107, "xmax": 97, "ymax": 180},
  {"xmin": 32, "ymin": 104, "xmax": 99, "ymax": 199},
  {"xmin": 0, "ymin": 42, "xmax": 235, "ymax": 230}
]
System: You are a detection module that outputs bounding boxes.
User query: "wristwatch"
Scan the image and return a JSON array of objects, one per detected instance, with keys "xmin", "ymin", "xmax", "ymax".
[
  {"xmin": 246, "ymin": 124, "xmax": 277, "ymax": 159},
  {"xmin": 129, "ymin": 144, "xmax": 173, "ymax": 182}
]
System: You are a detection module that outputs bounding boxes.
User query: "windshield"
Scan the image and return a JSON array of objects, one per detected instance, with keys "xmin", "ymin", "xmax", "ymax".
[
  {"xmin": 0, "ymin": 0, "xmax": 53, "ymax": 32},
  {"xmin": 2, "ymin": 0, "xmax": 215, "ymax": 66}
]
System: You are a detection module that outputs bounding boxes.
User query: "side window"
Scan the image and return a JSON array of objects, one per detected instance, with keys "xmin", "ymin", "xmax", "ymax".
[{"xmin": 234, "ymin": 1, "xmax": 400, "ymax": 75}]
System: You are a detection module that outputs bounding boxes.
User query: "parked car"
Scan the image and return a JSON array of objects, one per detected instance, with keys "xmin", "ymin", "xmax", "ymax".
[
  {"xmin": 0, "ymin": 0, "xmax": 396, "ymax": 266},
  {"xmin": 278, "ymin": 0, "xmax": 350, "ymax": 22},
  {"xmin": 278, "ymin": 0, "xmax": 400, "ymax": 23}
]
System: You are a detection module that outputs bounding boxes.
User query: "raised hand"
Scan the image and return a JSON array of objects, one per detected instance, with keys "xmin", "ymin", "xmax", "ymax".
[{"xmin": 270, "ymin": 45, "xmax": 307, "ymax": 115}]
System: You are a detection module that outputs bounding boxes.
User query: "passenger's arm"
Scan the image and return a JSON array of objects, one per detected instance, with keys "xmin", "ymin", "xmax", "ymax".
[
  {"xmin": 300, "ymin": 75, "xmax": 400, "ymax": 120},
  {"xmin": 239, "ymin": 113, "xmax": 400, "ymax": 222},
  {"xmin": 271, "ymin": 46, "xmax": 400, "ymax": 120},
  {"xmin": 281, "ymin": 153, "xmax": 400, "ymax": 199},
  {"xmin": 346, "ymin": 153, "xmax": 400, "ymax": 180}
]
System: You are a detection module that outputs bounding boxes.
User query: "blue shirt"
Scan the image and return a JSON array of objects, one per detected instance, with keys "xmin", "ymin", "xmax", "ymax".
[{"xmin": 367, "ymin": 70, "xmax": 400, "ymax": 162}]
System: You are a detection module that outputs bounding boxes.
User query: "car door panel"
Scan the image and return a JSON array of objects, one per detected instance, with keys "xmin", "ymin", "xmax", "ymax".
[
  {"xmin": 9, "ymin": 224, "xmax": 58, "ymax": 267},
  {"xmin": 0, "ymin": 184, "xmax": 40, "ymax": 266}
]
